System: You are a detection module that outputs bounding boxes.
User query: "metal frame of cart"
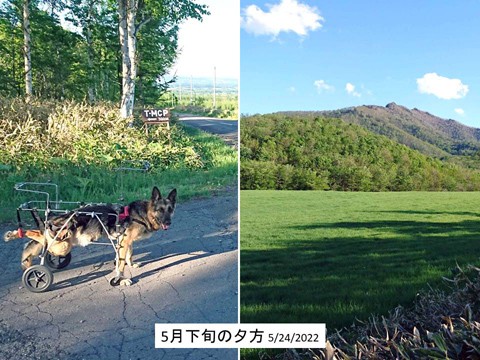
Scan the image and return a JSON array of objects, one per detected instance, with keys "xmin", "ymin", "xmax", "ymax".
[{"xmin": 15, "ymin": 182, "xmax": 126, "ymax": 293}]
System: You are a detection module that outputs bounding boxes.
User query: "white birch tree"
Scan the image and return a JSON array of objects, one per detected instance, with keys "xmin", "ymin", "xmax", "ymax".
[
  {"xmin": 20, "ymin": 0, "xmax": 65, "ymax": 101},
  {"xmin": 117, "ymin": 0, "xmax": 208, "ymax": 119},
  {"xmin": 22, "ymin": 0, "xmax": 32, "ymax": 101}
]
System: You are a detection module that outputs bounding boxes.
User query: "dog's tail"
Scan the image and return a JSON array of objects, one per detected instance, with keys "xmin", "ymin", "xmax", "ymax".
[
  {"xmin": 4, "ymin": 229, "xmax": 45, "ymax": 244},
  {"xmin": 4, "ymin": 229, "xmax": 23, "ymax": 242},
  {"xmin": 5, "ymin": 208, "xmax": 45, "ymax": 242}
]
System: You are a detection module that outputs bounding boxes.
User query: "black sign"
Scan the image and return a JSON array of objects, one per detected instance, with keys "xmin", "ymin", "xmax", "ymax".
[{"xmin": 142, "ymin": 109, "xmax": 171, "ymax": 124}]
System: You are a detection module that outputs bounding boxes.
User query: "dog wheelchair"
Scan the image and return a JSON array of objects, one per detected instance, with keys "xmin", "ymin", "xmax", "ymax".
[{"xmin": 13, "ymin": 182, "xmax": 129, "ymax": 293}]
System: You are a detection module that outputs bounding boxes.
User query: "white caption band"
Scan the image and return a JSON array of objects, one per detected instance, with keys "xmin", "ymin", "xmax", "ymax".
[{"xmin": 155, "ymin": 323, "xmax": 326, "ymax": 349}]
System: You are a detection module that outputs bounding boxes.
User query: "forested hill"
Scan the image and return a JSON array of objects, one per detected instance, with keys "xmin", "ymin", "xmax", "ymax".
[
  {"xmin": 281, "ymin": 103, "xmax": 480, "ymax": 158},
  {"xmin": 240, "ymin": 113, "xmax": 480, "ymax": 191}
]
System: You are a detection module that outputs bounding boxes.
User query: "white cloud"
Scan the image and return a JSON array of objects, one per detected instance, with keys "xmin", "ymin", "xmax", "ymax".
[
  {"xmin": 454, "ymin": 108, "xmax": 465, "ymax": 116},
  {"xmin": 417, "ymin": 73, "xmax": 469, "ymax": 100},
  {"xmin": 314, "ymin": 80, "xmax": 334, "ymax": 93},
  {"xmin": 345, "ymin": 82, "xmax": 361, "ymax": 97},
  {"xmin": 288, "ymin": 86, "xmax": 296, "ymax": 92},
  {"xmin": 241, "ymin": 0, "xmax": 324, "ymax": 38}
]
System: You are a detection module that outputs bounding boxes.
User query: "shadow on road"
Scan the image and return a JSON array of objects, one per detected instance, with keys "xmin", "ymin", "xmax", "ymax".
[{"xmin": 0, "ymin": 191, "xmax": 238, "ymax": 360}]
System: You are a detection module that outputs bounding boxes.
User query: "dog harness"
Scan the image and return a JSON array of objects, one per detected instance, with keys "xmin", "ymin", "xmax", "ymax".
[
  {"xmin": 132, "ymin": 218, "xmax": 154, "ymax": 232},
  {"xmin": 16, "ymin": 208, "xmax": 25, "ymax": 237},
  {"xmin": 119, "ymin": 206, "xmax": 130, "ymax": 221},
  {"xmin": 118, "ymin": 205, "xmax": 154, "ymax": 232}
]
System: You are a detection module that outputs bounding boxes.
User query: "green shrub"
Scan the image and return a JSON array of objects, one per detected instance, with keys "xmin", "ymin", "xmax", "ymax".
[
  {"xmin": 0, "ymin": 97, "xmax": 217, "ymax": 170},
  {"xmin": 0, "ymin": 97, "xmax": 237, "ymax": 222}
]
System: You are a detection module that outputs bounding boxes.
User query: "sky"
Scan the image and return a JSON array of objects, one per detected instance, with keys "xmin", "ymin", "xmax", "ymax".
[
  {"xmin": 240, "ymin": 0, "xmax": 480, "ymax": 127},
  {"xmin": 172, "ymin": 0, "xmax": 239, "ymax": 80}
]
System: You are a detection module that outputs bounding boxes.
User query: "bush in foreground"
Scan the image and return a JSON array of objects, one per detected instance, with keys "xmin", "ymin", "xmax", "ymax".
[
  {"xmin": 261, "ymin": 265, "xmax": 480, "ymax": 359},
  {"xmin": 0, "ymin": 97, "xmax": 215, "ymax": 170}
]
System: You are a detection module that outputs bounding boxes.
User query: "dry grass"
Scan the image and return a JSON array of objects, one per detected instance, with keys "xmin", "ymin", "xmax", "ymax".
[{"xmin": 0, "ymin": 97, "xmax": 204, "ymax": 169}]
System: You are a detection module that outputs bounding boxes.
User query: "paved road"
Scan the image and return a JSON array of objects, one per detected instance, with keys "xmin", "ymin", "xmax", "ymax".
[
  {"xmin": 178, "ymin": 115, "xmax": 238, "ymax": 148},
  {"xmin": 0, "ymin": 188, "xmax": 238, "ymax": 360}
]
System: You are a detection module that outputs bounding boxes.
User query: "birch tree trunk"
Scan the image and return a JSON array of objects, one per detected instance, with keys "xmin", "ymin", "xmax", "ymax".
[
  {"xmin": 126, "ymin": 0, "xmax": 137, "ymax": 113},
  {"xmin": 118, "ymin": 0, "xmax": 137, "ymax": 119},
  {"xmin": 116, "ymin": 0, "xmax": 206, "ymax": 119},
  {"xmin": 23, "ymin": 0, "xmax": 33, "ymax": 101},
  {"xmin": 86, "ymin": 0, "xmax": 95, "ymax": 103}
]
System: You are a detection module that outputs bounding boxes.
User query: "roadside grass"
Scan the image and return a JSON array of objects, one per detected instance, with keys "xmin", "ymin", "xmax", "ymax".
[
  {"xmin": 0, "ymin": 161, "xmax": 237, "ymax": 224},
  {"xmin": 0, "ymin": 167, "xmax": 237, "ymax": 225},
  {"xmin": 170, "ymin": 94, "xmax": 238, "ymax": 119},
  {"xmin": 240, "ymin": 191, "xmax": 480, "ymax": 331},
  {"xmin": 0, "ymin": 98, "xmax": 237, "ymax": 224},
  {"xmin": 181, "ymin": 125, "xmax": 237, "ymax": 167}
]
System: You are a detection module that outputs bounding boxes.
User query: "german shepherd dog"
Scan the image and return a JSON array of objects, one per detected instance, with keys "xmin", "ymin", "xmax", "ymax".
[{"xmin": 4, "ymin": 186, "xmax": 177, "ymax": 286}]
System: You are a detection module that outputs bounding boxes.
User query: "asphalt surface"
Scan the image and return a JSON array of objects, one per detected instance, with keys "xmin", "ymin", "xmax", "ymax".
[
  {"xmin": 178, "ymin": 115, "xmax": 238, "ymax": 148},
  {"xmin": 0, "ymin": 188, "xmax": 238, "ymax": 359}
]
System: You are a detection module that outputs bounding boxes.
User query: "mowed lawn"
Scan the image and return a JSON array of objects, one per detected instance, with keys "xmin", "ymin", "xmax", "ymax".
[{"xmin": 240, "ymin": 191, "xmax": 480, "ymax": 330}]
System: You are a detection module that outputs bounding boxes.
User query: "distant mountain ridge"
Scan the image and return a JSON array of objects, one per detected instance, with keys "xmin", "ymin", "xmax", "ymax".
[
  {"xmin": 281, "ymin": 103, "xmax": 480, "ymax": 158},
  {"xmin": 240, "ymin": 113, "xmax": 480, "ymax": 191}
]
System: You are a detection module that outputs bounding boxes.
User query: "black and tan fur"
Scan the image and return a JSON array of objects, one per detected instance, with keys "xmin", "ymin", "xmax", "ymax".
[
  {"xmin": 4, "ymin": 186, "xmax": 177, "ymax": 286},
  {"xmin": 114, "ymin": 186, "xmax": 177, "ymax": 285}
]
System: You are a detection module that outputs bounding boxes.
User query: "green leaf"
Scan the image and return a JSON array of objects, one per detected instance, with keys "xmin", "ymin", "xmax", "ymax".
[{"xmin": 431, "ymin": 333, "xmax": 448, "ymax": 354}]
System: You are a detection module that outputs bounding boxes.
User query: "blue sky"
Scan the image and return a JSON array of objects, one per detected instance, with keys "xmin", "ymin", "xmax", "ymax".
[{"xmin": 240, "ymin": 0, "xmax": 480, "ymax": 127}]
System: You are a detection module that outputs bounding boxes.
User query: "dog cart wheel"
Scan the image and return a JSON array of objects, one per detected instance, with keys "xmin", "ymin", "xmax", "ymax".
[
  {"xmin": 22, "ymin": 265, "xmax": 53, "ymax": 293},
  {"xmin": 109, "ymin": 277, "xmax": 121, "ymax": 287},
  {"xmin": 45, "ymin": 252, "xmax": 72, "ymax": 270}
]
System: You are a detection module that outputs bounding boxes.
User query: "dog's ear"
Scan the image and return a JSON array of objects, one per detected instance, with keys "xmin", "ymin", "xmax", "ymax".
[
  {"xmin": 167, "ymin": 188, "xmax": 177, "ymax": 204},
  {"xmin": 151, "ymin": 186, "xmax": 162, "ymax": 202}
]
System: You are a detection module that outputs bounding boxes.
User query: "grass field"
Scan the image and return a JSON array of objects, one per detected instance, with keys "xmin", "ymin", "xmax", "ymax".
[
  {"xmin": 172, "ymin": 95, "xmax": 238, "ymax": 119},
  {"xmin": 241, "ymin": 190, "xmax": 480, "ymax": 330}
]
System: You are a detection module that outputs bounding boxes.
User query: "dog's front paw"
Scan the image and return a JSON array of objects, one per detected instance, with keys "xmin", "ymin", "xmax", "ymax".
[
  {"xmin": 131, "ymin": 262, "xmax": 140, "ymax": 269},
  {"xmin": 120, "ymin": 278, "xmax": 133, "ymax": 286}
]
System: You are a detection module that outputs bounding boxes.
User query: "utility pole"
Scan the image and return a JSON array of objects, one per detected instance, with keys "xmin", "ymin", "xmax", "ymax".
[
  {"xmin": 213, "ymin": 66, "xmax": 217, "ymax": 109},
  {"xmin": 190, "ymin": 75, "xmax": 193, "ymax": 104}
]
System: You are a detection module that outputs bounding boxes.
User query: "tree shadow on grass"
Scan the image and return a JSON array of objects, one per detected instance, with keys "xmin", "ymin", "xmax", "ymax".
[
  {"xmin": 241, "ymin": 219, "xmax": 480, "ymax": 330},
  {"xmin": 292, "ymin": 219, "xmax": 480, "ymax": 233},
  {"xmin": 372, "ymin": 210, "xmax": 480, "ymax": 217}
]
